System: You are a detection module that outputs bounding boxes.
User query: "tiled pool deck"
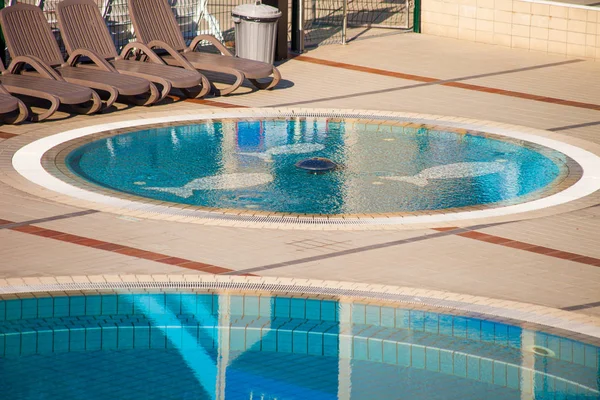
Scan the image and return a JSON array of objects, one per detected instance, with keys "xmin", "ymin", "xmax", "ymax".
[{"xmin": 0, "ymin": 32, "xmax": 599, "ymax": 336}]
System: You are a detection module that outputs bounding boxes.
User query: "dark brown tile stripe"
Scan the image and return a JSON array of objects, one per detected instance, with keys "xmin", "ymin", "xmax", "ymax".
[
  {"xmin": 0, "ymin": 131, "xmax": 17, "ymax": 139},
  {"xmin": 5, "ymin": 220, "xmax": 246, "ymax": 275},
  {"xmin": 435, "ymin": 228, "xmax": 600, "ymax": 267},
  {"xmin": 293, "ymin": 55, "xmax": 438, "ymax": 83},
  {"xmin": 293, "ymin": 56, "xmax": 600, "ymax": 111}
]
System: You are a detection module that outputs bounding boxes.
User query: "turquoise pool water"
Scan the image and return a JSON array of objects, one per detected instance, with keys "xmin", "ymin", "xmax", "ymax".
[
  {"xmin": 65, "ymin": 118, "xmax": 566, "ymax": 214},
  {"xmin": 0, "ymin": 292, "xmax": 598, "ymax": 399}
]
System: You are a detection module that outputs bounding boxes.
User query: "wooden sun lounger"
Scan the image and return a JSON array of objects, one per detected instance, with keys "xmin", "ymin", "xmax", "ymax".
[
  {"xmin": 56, "ymin": 0, "xmax": 210, "ymax": 101},
  {"xmin": 0, "ymin": 60, "xmax": 101, "ymax": 122},
  {"xmin": 0, "ymin": 84, "xmax": 28, "ymax": 124},
  {"xmin": 128, "ymin": 0, "xmax": 281, "ymax": 96},
  {"xmin": 0, "ymin": 3, "xmax": 160, "ymax": 108}
]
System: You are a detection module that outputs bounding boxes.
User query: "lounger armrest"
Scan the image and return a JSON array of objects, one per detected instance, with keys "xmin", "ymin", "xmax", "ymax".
[
  {"xmin": 65, "ymin": 48, "xmax": 117, "ymax": 72},
  {"xmin": 6, "ymin": 55, "xmax": 63, "ymax": 80},
  {"xmin": 146, "ymin": 40, "xmax": 197, "ymax": 72},
  {"xmin": 189, "ymin": 35, "xmax": 233, "ymax": 57},
  {"xmin": 118, "ymin": 42, "xmax": 166, "ymax": 65}
]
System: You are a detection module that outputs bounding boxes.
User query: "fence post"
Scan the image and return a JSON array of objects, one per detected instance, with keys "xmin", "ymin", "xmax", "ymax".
[
  {"xmin": 341, "ymin": 0, "xmax": 348, "ymax": 44},
  {"xmin": 413, "ymin": 0, "xmax": 421, "ymax": 33},
  {"xmin": 291, "ymin": 0, "xmax": 304, "ymax": 53}
]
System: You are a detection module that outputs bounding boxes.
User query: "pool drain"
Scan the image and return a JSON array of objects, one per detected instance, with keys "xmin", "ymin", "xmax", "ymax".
[
  {"xmin": 528, "ymin": 345, "xmax": 556, "ymax": 357},
  {"xmin": 295, "ymin": 157, "xmax": 338, "ymax": 173}
]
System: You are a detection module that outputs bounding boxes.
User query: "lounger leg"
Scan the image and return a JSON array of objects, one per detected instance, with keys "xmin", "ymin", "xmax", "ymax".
[
  {"xmin": 128, "ymin": 82, "xmax": 161, "ymax": 106},
  {"xmin": 2, "ymin": 98, "xmax": 29, "ymax": 125},
  {"xmin": 181, "ymin": 74, "xmax": 211, "ymax": 99},
  {"xmin": 249, "ymin": 66, "xmax": 281, "ymax": 90},
  {"xmin": 71, "ymin": 91, "xmax": 103, "ymax": 115},
  {"xmin": 29, "ymin": 94, "xmax": 61, "ymax": 122},
  {"xmin": 212, "ymin": 70, "xmax": 245, "ymax": 97},
  {"xmin": 149, "ymin": 78, "xmax": 172, "ymax": 103}
]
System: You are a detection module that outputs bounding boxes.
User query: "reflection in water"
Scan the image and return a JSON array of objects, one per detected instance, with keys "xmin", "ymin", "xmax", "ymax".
[{"xmin": 1, "ymin": 293, "xmax": 598, "ymax": 399}]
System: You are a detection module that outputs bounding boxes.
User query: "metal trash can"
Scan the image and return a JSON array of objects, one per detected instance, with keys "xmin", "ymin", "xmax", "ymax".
[{"xmin": 232, "ymin": 0, "xmax": 282, "ymax": 65}]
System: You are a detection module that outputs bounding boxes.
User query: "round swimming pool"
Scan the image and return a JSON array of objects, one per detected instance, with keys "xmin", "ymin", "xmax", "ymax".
[
  {"xmin": 1, "ymin": 291, "xmax": 598, "ymax": 400},
  {"xmin": 63, "ymin": 117, "xmax": 569, "ymax": 215}
]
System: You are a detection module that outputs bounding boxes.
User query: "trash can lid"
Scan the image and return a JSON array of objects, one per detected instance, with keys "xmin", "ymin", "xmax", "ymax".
[{"xmin": 232, "ymin": 1, "xmax": 282, "ymax": 22}]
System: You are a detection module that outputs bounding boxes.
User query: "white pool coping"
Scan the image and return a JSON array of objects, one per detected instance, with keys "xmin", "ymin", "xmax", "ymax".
[{"xmin": 12, "ymin": 109, "xmax": 600, "ymax": 229}]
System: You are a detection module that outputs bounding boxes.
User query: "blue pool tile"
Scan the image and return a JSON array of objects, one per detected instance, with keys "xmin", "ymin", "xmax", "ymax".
[
  {"xmin": 383, "ymin": 340, "xmax": 397, "ymax": 364},
  {"xmin": 454, "ymin": 352, "xmax": 467, "ymax": 377},
  {"xmin": 409, "ymin": 311, "xmax": 425, "ymax": 332},
  {"xmin": 572, "ymin": 341, "xmax": 585, "ymax": 365},
  {"xmin": 425, "ymin": 347, "xmax": 440, "ymax": 372},
  {"xmin": 21, "ymin": 331, "xmax": 37, "ymax": 355},
  {"xmin": 323, "ymin": 332, "xmax": 338, "ymax": 357},
  {"xmin": 467, "ymin": 355, "xmax": 480, "ymax": 380},
  {"xmin": 546, "ymin": 335, "xmax": 560, "ymax": 357},
  {"xmin": 292, "ymin": 329, "xmax": 308, "ymax": 354},
  {"xmin": 230, "ymin": 327, "xmax": 246, "ymax": 351},
  {"xmin": 320, "ymin": 300, "xmax": 336, "ymax": 322},
  {"xmin": 53, "ymin": 296, "xmax": 69, "ymax": 317},
  {"xmin": 147, "ymin": 294, "xmax": 166, "ymax": 315},
  {"xmin": 584, "ymin": 345, "xmax": 597, "ymax": 368},
  {"xmin": 165, "ymin": 293, "xmax": 182, "ymax": 315},
  {"xmin": 380, "ymin": 307, "xmax": 395, "ymax": 328},
  {"xmin": 305, "ymin": 299, "xmax": 320, "ymax": 321},
  {"xmin": 559, "ymin": 338, "xmax": 573, "ymax": 362},
  {"xmin": 395, "ymin": 309, "xmax": 409, "ymax": 329},
  {"xmin": 365, "ymin": 305, "xmax": 381, "ymax": 326},
  {"xmin": 37, "ymin": 297, "xmax": 53, "ymax": 318},
  {"xmin": 493, "ymin": 361, "xmax": 507, "ymax": 386},
  {"xmin": 438, "ymin": 314, "xmax": 453, "ymax": 337},
  {"xmin": 150, "ymin": 326, "xmax": 166, "ymax": 349},
  {"xmin": 277, "ymin": 330, "xmax": 293, "ymax": 353},
  {"xmin": 494, "ymin": 323, "xmax": 509, "ymax": 347},
  {"xmin": 69, "ymin": 326, "xmax": 85, "ymax": 352},
  {"xmin": 480, "ymin": 358, "xmax": 493, "ymax": 383},
  {"xmin": 259, "ymin": 296, "xmax": 272, "ymax": 317},
  {"xmin": 101, "ymin": 324, "xmax": 118, "ymax": 350},
  {"xmin": 351, "ymin": 304, "xmax": 366, "ymax": 325},
  {"xmin": 368, "ymin": 338, "xmax": 383, "ymax": 362},
  {"xmin": 118, "ymin": 324, "xmax": 134, "ymax": 349},
  {"xmin": 5, "ymin": 299, "xmax": 21, "ymax": 320},
  {"xmin": 21, "ymin": 298, "xmax": 38, "ymax": 319},
  {"xmin": 166, "ymin": 325, "xmax": 183, "ymax": 349},
  {"xmin": 245, "ymin": 327, "xmax": 261, "ymax": 351},
  {"xmin": 480, "ymin": 321, "xmax": 495, "ymax": 343},
  {"xmin": 290, "ymin": 298, "xmax": 306, "ymax": 319},
  {"xmin": 397, "ymin": 343, "xmax": 411, "ymax": 367},
  {"xmin": 506, "ymin": 364, "xmax": 520, "ymax": 389},
  {"xmin": 53, "ymin": 327, "xmax": 69, "ymax": 353},
  {"xmin": 4, "ymin": 331, "xmax": 20, "ymax": 355},
  {"xmin": 69, "ymin": 296, "xmax": 85, "ymax": 317},
  {"xmin": 439, "ymin": 349, "xmax": 453, "ymax": 374},
  {"xmin": 196, "ymin": 294, "xmax": 214, "ymax": 315},
  {"xmin": 453, "ymin": 317, "xmax": 467, "ymax": 338},
  {"xmin": 117, "ymin": 294, "xmax": 135, "ymax": 315},
  {"xmin": 274, "ymin": 297, "xmax": 291, "ymax": 319},
  {"xmin": 243, "ymin": 296, "xmax": 260, "ymax": 317},
  {"xmin": 307, "ymin": 331, "xmax": 323, "ymax": 355},
  {"xmin": 101, "ymin": 294, "xmax": 118, "ymax": 315},
  {"xmin": 0, "ymin": 301, "xmax": 5, "ymax": 321},
  {"xmin": 411, "ymin": 345, "xmax": 425, "ymax": 369},
  {"xmin": 424, "ymin": 313, "xmax": 439, "ymax": 334},
  {"xmin": 508, "ymin": 326, "xmax": 522, "ymax": 348},
  {"xmin": 230, "ymin": 295, "xmax": 244, "ymax": 316},
  {"xmin": 353, "ymin": 337, "xmax": 368, "ymax": 360},
  {"xmin": 467, "ymin": 319, "xmax": 481, "ymax": 341},
  {"xmin": 85, "ymin": 326, "xmax": 102, "ymax": 351},
  {"xmin": 261, "ymin": 329, "xmax": 276, "ymax": 352},
  {"xmin": 85, "ymin": 295, "xmax": 101, "ymax": 316}
]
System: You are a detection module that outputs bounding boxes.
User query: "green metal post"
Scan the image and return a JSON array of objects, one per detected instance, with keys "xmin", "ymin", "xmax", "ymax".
[{"xmin": 413, "ymin": 0, "xmax": 421, "ymax": 33}]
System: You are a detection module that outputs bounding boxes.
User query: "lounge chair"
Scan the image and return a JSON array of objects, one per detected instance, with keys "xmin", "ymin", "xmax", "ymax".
[
  {"xmin": 0, "ymin": 60, "xmax": 101, "ymax": 121},
  {"xmin": 128, "ymin": 0, "xmax": 281, "ymax": 96},
  {"xmin": 56, "ymin": 0, "xmax": 210, "ymax": 100},
  {"xmin": 0, "ymin": 84, "xmax": 28, "ymax": 124},
  {"xmin": 0, "ymin": 3, "xmax": 160, "ymax": 108}
]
